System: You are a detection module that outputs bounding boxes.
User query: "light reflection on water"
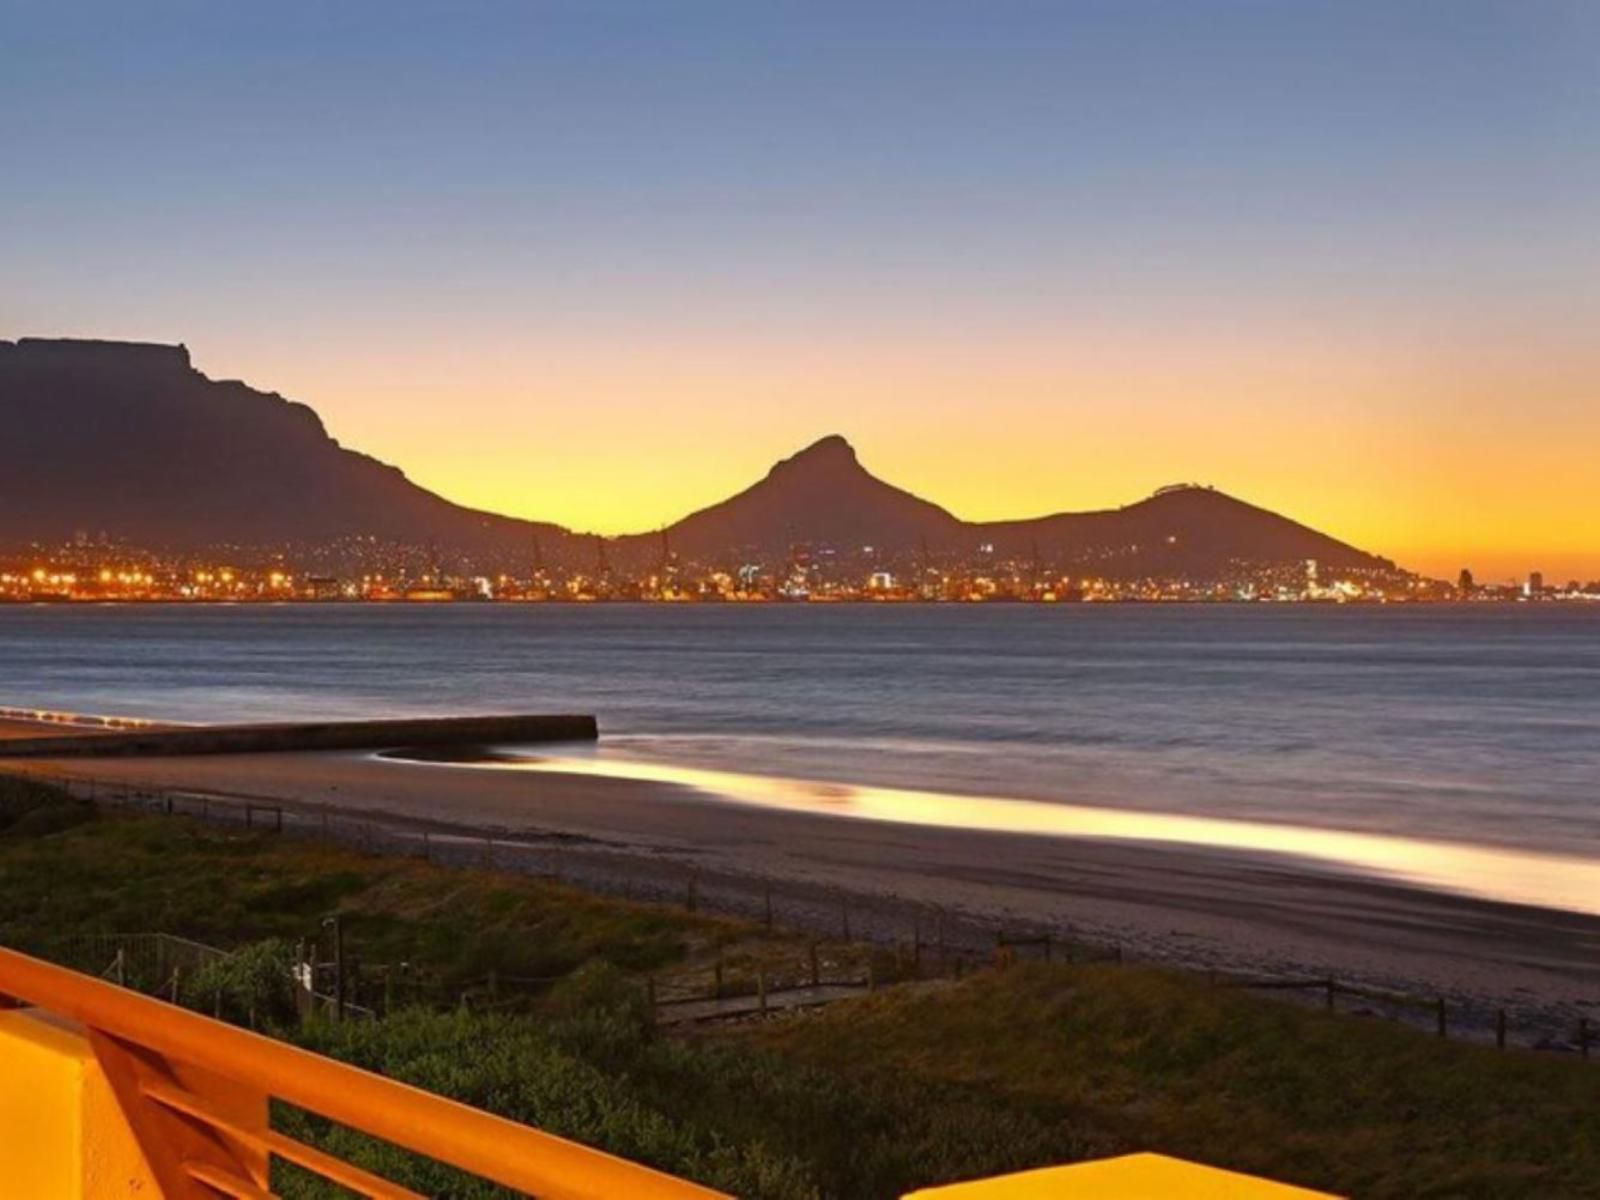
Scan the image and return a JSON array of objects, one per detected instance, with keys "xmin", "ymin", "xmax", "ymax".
[
  {"xmin": 4, "ymin": 604, "xmax": 1599, "ymax": 871},
  {"xmin": 482, "ymin": 749, "xmax": 1600, "ymax": 917}
]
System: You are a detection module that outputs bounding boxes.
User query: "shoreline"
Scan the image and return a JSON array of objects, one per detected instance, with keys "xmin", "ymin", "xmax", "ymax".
[
  {"xmin": 4, "ymin": 715, "xmax": 1600, "ymax": 1018},
  {"xmin": 432, "ymin": 747, "xmax": 1600, "ymax": 918}
]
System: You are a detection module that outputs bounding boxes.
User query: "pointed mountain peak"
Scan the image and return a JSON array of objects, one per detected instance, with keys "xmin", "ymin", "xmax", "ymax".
[
  {"xmin": 769, "ymin": 434, "xmax": 860, "ymax": 478},
  {"xmin": 792, "ymin": 433, "xmax": 857, "ymax": 462}
]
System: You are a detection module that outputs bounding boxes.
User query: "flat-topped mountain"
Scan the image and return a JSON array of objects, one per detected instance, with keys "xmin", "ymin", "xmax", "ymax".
[
  {"xmin": 0, "ymin": 338, "xmax": 1397, "ymax": 578},
  {"xmin": 0, "ymin": 338, "xmax": 568, "ymax": 559}
]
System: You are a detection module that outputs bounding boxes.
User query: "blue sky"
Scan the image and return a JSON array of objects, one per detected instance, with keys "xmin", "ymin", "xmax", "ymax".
[{"xmin": 4, "ymin": 1, "xmax": 1597, "ymax": 576}]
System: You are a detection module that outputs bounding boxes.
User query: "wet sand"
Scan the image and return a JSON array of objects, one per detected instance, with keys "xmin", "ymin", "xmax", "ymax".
[{"xmin": 4, "ymin": 717, "xmax": 1599, "ymax": 1015}]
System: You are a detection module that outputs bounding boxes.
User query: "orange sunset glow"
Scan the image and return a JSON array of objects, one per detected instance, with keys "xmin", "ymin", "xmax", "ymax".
[{"xmin": 194, "ymin": 321, "xmax": 1600, "ymax": 583}]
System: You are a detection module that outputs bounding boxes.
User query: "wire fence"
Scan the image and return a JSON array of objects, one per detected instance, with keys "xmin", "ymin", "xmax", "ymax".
[{"xmin": 5, "ymin": 763, "xmax": 1596, "ymax": 1054}]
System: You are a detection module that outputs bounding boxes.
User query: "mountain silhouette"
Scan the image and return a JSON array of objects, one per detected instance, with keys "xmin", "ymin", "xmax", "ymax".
[
  {"xmin": 627, "ymin": 433, "xmax": 1390, "ymax": 576},
  {"xmin": 625, "ymin": 435, "xmax": 963, "ymax": 560},
  {"xmin": 0, "ymin": 338, "xmax": 568, "ymax": 559},
  {"xmin": 0, "ymin": 338, "xmax": 1396, "ymax": 578}
]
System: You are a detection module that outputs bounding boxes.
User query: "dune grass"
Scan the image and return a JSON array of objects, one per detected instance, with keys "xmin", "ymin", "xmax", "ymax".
[
  {"xmin": 754, "ymin": 963, "xmax": 1600, "ymax": 1198},
  {"xmin": 0, "ymin": 786, "xmax": 733, "ymax": 995}
]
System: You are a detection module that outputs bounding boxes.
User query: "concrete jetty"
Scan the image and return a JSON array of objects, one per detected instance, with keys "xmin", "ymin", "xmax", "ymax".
[{"xmin": 0, "ymin": 714, "xmax": 597, "ymax": 759}]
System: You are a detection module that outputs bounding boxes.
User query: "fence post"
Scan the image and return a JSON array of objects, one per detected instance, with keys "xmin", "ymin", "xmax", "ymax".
[
  {"xmin": 274, "ymin": 805, "xmax": 284, "ymax": 834},
  {"xmin": 1496, "ymin": 1008, "xmax": 1507, "ymax": 1050},
  {"xmin": 1043, "ymin": 933, "xmax": 1053, "ymax": 964},
  {"xmin": 686, "ymin": 869, "xmax": 699, "ymax": 912},
  {"xmin": 327, "ymin": 916, "xmax": 345, "ymax": 1023},
  {"xmin": 1435, "ymin": 997, "xmax": 1447, "ymax": 1039},
  {"xmin": 1325, "ymin": 979, "xmax": 1336, "ymax": 1012},
  {"xmin": 1581, "ymin": 1018, "xmax": 1591, "ymax": 1060},
  {"xmin": 422, "ymin": 830, "xmax": 432, "ymax": 862}
]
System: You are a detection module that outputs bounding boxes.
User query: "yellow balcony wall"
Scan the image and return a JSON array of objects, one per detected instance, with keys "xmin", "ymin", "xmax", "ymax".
[
  {"xmin": 0, "ymin": 1008, "xmax": 159, "ymax": 1198},
  {"xmin": 904, "ymin": 1153, "xmax": 1340, "ymax": 1199}
]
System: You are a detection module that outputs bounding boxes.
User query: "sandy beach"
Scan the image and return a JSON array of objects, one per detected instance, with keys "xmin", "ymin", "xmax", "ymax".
[{"xmin": 5, "ymin": 716, "xmax": 1599, "ymax": 1021}]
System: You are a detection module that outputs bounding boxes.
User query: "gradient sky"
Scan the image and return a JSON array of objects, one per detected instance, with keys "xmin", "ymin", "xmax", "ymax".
[{"xmin": 4, "ymin": 1, "xmax": 1597, "ymax": 580}]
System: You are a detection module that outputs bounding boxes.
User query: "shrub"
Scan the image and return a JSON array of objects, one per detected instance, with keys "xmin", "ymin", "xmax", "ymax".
[{"xmin": 183, "ymin": 938, "xmax": 298, "ymax": 1027}]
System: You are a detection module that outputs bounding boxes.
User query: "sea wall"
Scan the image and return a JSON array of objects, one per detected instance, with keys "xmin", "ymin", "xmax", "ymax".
[{"xmin": 0, "ymin": 714, "xmax": 597, "ymax": 758}]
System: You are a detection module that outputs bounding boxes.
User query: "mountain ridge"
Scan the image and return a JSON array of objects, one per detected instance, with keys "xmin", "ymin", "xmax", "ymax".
[{"xmin": 0, "ymin": 338, "xmax": 1398, "ymax": 578}]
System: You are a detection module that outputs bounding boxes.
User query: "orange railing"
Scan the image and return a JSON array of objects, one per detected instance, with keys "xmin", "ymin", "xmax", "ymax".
[{"xmin": 0, "ymin": 945, "xmax": 729, "ymax": 1200}]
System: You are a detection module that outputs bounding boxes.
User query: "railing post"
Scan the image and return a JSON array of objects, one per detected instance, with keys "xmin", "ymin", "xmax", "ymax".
[{"xmin": 88, "ymin": 1028, "xmax": 272, "ymax": 1198}]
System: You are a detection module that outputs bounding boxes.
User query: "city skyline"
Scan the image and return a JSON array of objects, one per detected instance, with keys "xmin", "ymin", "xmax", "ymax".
[{"xmin": 5, "ymin": 2, "xmax": 1598, "ymax": 579}]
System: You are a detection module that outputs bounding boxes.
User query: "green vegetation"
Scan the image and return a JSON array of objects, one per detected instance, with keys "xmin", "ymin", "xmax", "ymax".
[
  {"xmin": 756, "ymin": 965, "xmax": 1600, "ymax": 1199},
  {"xmin": 0, "ymin": 772, "xmax": 94, "ymax": 840},
  {"xmin": 0, "ymin": 795, "xmax": 733, "ymax": 998},
  {"xmin": 4, "ymin": 783, "xmax": 1600, "ymax": 1198}
]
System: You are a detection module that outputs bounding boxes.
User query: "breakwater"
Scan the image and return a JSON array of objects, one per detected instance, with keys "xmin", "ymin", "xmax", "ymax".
[{"xmin": 0, "ymin": 714, "xmax": 597, "ymax": 758}]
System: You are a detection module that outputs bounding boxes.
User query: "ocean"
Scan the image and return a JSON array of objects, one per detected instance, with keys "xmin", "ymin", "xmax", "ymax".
[{"xmin": 3, "ymin": 603, "xmax": 1597, "ymax": 866}]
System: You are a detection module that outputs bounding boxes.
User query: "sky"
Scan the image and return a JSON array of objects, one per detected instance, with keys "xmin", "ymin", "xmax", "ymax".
[{"xmin": 3, "ymin": 0, "xmax": 1597, "ymax": 581}]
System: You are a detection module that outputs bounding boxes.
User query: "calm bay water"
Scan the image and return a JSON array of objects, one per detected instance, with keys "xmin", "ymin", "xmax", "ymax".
[{"xmin": 3, "ymin": 603, "xmax": 1598, "ymax": 861}]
